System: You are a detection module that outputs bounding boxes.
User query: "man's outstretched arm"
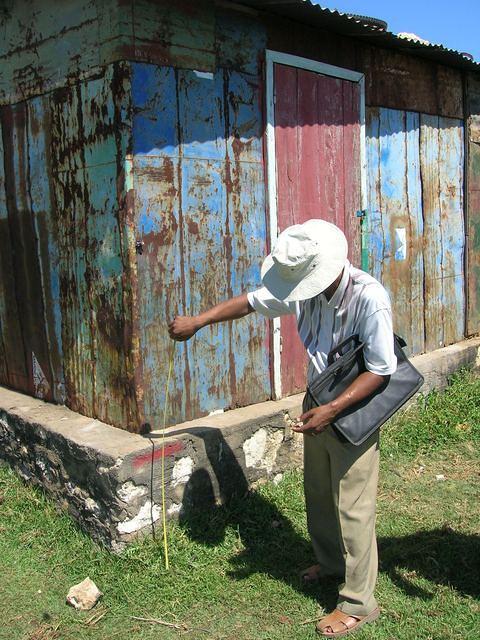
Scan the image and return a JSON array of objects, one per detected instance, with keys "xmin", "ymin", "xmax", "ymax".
[{"xmin": 168, "ymin": 294, "xmax": 254, "ymax": 341}]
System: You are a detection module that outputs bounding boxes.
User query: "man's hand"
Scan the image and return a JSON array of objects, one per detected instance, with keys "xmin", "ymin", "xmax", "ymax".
[
  {"xmin": 292, "ymin": 371, "xmax": 387, "ymax": 436},
  {"xmin": 168, "ymin": 316, "xmax": 200, "ymax": 341},
  {"xmin": 292, "ymin": 404, "xmax": 337, "ymax": 435},
  {"xmin": 168, "ymin": 295, "xmax": 254, "ymax": 342}
]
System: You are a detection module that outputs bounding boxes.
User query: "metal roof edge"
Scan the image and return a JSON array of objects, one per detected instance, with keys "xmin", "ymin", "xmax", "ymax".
[{"xmin": 235, "ymin": 0, "xmax": 480, "ymax": 73}]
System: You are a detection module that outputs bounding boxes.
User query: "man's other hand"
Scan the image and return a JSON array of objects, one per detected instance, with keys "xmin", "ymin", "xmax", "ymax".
[
  {"xmin": 168, "ymin": 316, "xmax": 200, "ymax": 341},
  {"xmin": 292, "ymin": 404, "xmax": 337, "ymax": 435}
]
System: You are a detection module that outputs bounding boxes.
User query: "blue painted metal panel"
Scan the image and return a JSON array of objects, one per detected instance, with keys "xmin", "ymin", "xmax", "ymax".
[
  {"xmin": 226, "ymin": 71, "xmax": 263, "ymax": 165},
  {"xmin": 365, "ymin": 107, "xmax": 383, "ymax": 283},
  {"xmin": 178, "ymin": 70, "xmax": 226, "ymax": 160},
  {"xmin": 0, "ymin": 102, "xmax": 55, "ymax": 397},
  {"xmin": 367, "ymin": 107, "xmax": 428, "ymax": 354},
  {"xmin": 438, "ymin": 117, "xmax": 465, "ymax": 345},
  {"xmin": 225, "ymin": 71, "xmax": 270, "ymax": 403},
  {"xmin": 367, "ymin": 106, "xmax": 464, "ymax": 355},
  {"xmin": 181, "ymin": 156, "xmax": 230, "ymax": 416},
  {"xmin": 405, "ymin": 111, "xmax": 425, "ymax": 356},
  {"xmin": 81, "ymin": 71, "xmax": 117, "ymax": 168},
  {"xmin": 27, "ymin": 95, "xmax": 65, "ymax": 402},
  {"xmin": 420, "ymin": 114, "xmax": 445, "ymax": 351},
  {"xmin": 133, "ymin": 153, "xmax": 184, "ymax": 426},
  {"xmin": 132, "ymin": 62, "xmax": 271, "ymax": 426},
  {"xmin": 0, "ymin": 112, "xmax": 27, "ymax": 387},
  {"xmin": 132, "ymin": 64, "xmax": 178, "ymax": 157},
  {"xmin": 373, "ymin": 108, "xmax": 412, "ymax": 347}
]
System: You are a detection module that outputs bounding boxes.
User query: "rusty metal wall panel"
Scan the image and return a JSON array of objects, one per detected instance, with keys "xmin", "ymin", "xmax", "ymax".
[
  {"xmin": 361, "ymin": 47, "xmax": 463, "ymax": 119},
  {"xmin": 225, "ymin": 71, "xmax": 270, "ymax": 407},
  {"xmin": 265, "ymin": 15, "xmax": 463, "ymax": 118},
  {"xmin": 49, "ymin": 62, "xmax": 138, "ymax": 427},
  {"xmin": 0, "ymin": 96, "xmax": 64, "ymax": 401},
  {"xmin": 420, "ymin": 114, "xmax": 465, "ymax": 350},
  {"xmin": 466, "ymin": 74, "xmax": 480, "ymax": 336},
  {"xmin": 420, "ymin": 115, "xmax": 445, "ymax": 352},
  {"xmin": 0, "ymin": 118, "xmax": 29, "ymax": 391},
  {"xmin": 0, "ymin": 0, "xmax": 100, "ymax": 104},
  {"xmin": 367, "ymin": 107, "xmax": 425, "ymax": 355},
  {"xmin": 132, "ymin": 62, "xmax": 270, "ymax": 427},
  {"xmin": 134, "ymin": 151, "xmax": 183, "ymax": 428},
  {"xmin": 132, "ymin": 64, "xmax": 186, "ymax": 428},
  {"xmin": 27, "ymin": 96, "xmax": 65, "ymax": 402},
  {"xmin": 133, "ymin": 0, "xmax": 215, "ymax": 71},
  {"xmin": 366, "ymin": 106, "xmax": 464, "ymax": 356},
  {"xmin": 0, "ymin": 103, "xmax": 54, "ymax": 399},
  {"xmin": 0, "ymin": 61, "xmax": 141, "ymax": 430},
  {"xmin": 177, "ymin": 68, "xmax": 231, "ymax": 418},
  {"xmin": 0, "ymin": 0, "xmax": 216, "ymax": 105},
  {"xmin": 216, "ymin": 7, "xmax": 267, "ymax": 75},
  {"xmin": 438, "ymin": 117, "xmax": 465, "ymax": 346}
]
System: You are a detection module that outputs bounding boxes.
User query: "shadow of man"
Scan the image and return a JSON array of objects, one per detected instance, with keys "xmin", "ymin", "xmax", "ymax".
[
  {"xmin": 169, "ymin": 426, "xmax": 340, "ymax": 612},
  {"xmin": 163, "ymin": 427, "xmax": 479, "ymax": 612},
  {"xmin": 378, "ymin": 527, "xmax": 480, "ymax": 600},
  {"xmin": 156, "ymin": 428, "xmax": 480, "ymax": 610}
]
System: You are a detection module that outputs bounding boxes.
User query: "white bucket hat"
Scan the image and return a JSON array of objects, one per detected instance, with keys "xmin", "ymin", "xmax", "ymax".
[{"xmin": 261, "ymin": 219, "xmax": 348, "ymax": 302}]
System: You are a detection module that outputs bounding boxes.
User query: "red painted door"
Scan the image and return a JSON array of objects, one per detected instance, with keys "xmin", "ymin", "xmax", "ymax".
[{"xmin": 274, "ymin": 63, "xmax": 361, "ymax": 396}]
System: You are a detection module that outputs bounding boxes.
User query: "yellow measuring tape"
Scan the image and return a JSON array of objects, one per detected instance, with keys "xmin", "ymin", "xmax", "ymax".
[{"xmin": 160, "ymin": 340, "xmax": 175, "ymax": 570}]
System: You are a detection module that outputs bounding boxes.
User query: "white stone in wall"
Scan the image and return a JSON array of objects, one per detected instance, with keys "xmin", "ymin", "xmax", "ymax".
[
  {"xmin": 84, "ymin": 497, "xmax": 100, "ymax": 515},
  {"xmin": 244, "ymin": 428, "xmax": 267, "ymax": 468},
  {"xmin": 475, "ymin": 347, "xmax": 480, "ymax": 370},
  {"xmin": 243, "ymin": 428, "xmax": 284, "ymax": 474},
  {"xmin": 171, "ymin": 456, "xmax": 194, "ymax": 487},
  {"xmin": 117, "ymin": 480, "xmax": 147, "ymax": 503},
  {"xmin": 167, "ymin": 502, "xmax": 182, "ymax": 517},
  {"xmin": 98, "ymin": 458, "xmax": 123, "ymax": 474},
  {"xmin": 117, "ymin": 500, "xmax": 161, "ymax": 534}
]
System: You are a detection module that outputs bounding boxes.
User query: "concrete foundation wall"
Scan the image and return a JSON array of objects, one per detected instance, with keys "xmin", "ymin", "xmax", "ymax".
[{"xmin": 1, "ymin": 337, "xmax": 479, "ymax": 551}]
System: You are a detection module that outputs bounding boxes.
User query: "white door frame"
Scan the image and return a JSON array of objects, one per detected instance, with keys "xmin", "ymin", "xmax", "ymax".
[{"xmin": 265, "ymin": 50, "xmax": 366, "ymax": 399}]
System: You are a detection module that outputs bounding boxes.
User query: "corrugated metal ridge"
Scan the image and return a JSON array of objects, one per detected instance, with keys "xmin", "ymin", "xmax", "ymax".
[{"xmin": 236, "ymin": 0, "xmax": 480, "ymax": 71}]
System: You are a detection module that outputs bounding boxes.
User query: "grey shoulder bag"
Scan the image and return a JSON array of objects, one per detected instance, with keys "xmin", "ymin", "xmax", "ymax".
[{"xmin": 305, "ymin": 333, "xmax": 424, "ymax": 446}]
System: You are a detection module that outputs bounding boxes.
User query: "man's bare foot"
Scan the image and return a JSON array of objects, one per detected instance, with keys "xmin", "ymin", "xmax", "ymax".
[{"xmin": 299, "ymin": 564, "xmax": 323, "ymax": 584}]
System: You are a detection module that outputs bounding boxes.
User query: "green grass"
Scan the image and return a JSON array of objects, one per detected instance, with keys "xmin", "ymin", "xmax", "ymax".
[{"xmin": 1, "ymin": 369, "xmax": 479, "ymax": 640}]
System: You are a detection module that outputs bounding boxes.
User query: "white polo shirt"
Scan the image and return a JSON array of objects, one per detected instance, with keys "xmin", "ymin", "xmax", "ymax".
[{"xmin": 247, "ymin": 261, "xmax": 397, "ymax": 384}]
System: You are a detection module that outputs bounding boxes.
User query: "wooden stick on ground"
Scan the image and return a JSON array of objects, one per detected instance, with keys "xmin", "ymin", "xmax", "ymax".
[{"xmin": 130, "ymin": 616, "xmax": 186, "ymax": 630}]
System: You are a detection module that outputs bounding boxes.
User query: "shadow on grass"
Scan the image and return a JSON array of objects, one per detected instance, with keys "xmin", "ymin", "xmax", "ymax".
[
  {"xmin": 175, "ymin": 427, "xmax": 479, "ymax": 607},
  {"xmin": 173, "ymin": 426, "xmax": 340, "ymax": 612},
  {"xmin": 378, "ymin": 528, "xmax": 480, "ymax": 600}
]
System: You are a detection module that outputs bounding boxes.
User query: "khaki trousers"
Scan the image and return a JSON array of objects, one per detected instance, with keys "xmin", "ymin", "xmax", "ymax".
[{"xmin": 303, "ymin": 424, "xmax": 380, "ymax": 616}]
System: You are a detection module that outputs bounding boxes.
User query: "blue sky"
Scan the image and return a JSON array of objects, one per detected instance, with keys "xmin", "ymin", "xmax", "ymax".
[{"xmin": 316, "ymin": 1, "xmax": 480, "ymax": 61}]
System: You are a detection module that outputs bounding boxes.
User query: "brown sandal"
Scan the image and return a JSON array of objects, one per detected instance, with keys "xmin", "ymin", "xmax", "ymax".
[{"xmin": 316, "ymin": 608, "xmax": 380, "ymax": 637}]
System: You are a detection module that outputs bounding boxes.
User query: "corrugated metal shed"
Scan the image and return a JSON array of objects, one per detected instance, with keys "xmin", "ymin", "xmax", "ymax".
[{"xmin": 0, "ymin": 0, "xmax": 479, "ymax": 431}]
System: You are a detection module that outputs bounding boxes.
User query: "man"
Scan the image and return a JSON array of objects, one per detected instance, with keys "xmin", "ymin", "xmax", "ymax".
[{"xmin": 169, "ymin": 219, "xmax": 396, "ymax": 637}]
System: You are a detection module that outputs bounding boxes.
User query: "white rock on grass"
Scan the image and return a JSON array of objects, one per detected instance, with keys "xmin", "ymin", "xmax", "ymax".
[{"xmin": 66, "ymin": 577, "xmax": 103, "ymax": 611}]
